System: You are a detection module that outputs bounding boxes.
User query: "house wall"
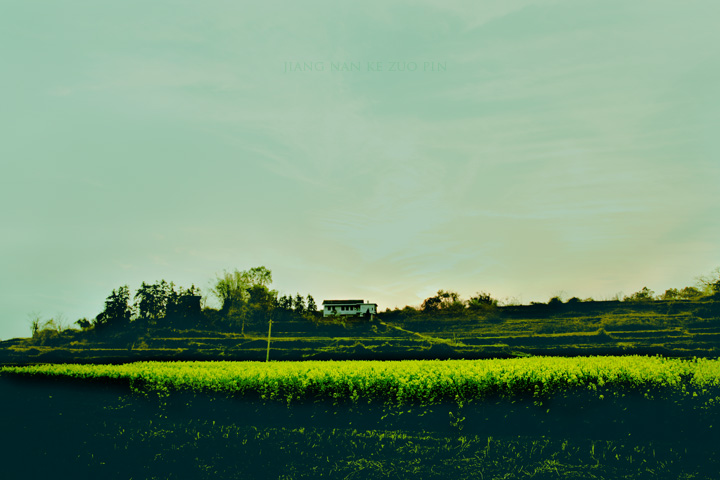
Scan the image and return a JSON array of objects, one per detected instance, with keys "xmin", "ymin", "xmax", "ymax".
[
  {"xmin": 322, "ymin": 303, "xmax": 377, "ymax": 317},
  {"xmin": 323, "ymin": 305, "xmax": 358, "ymax": 317},
  {"xmin": 359, "ymin": 304, "xmax": 377, "ymax": 314}
]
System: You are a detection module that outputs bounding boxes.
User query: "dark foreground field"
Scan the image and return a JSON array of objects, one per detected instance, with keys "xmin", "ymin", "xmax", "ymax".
[{"xmin": 2, "ymin": 373, "xmax": 719, "ymax": 480}]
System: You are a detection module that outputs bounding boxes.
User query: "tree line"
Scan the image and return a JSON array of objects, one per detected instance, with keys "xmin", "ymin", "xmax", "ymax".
[
  {"xmin": 32, "ymin": 266, "xmax": 318, "ymax": 337},
  {"xmin": 383, "ymin": 268, "xmax": 720, "ymax": 319},
  {"xmin": 29, "ymin": 266, "xmax": 720, "ymax": 338},
  {"xmin": 614, "ymin": 268, "xmax": 720, "ymax": 303}
]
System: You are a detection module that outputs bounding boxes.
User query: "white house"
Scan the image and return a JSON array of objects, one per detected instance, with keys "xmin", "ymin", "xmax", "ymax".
[{"xmin": 322, "ymin": 299, "xmax": 377, "ymax": 318}]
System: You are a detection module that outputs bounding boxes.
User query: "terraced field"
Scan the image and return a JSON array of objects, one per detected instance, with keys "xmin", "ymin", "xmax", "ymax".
[{"xmin": 2, "ymin": 300, "xmax": 719, "ymax": 364}]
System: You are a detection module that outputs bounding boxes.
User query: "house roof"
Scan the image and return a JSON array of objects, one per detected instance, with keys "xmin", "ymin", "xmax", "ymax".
[{"xmin": 322, "ymin": 299, "xmax": 365, "ymax": 305}]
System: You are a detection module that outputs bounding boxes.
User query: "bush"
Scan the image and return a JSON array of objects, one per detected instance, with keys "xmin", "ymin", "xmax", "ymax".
[
  {"xmin": 548, "ymin": 296, "xmax": 563, "ymax": 307},
  {"xmin": 623, "ymin": 287, "xmax": 656, "ymax": 302},
  {"xmin": 467, "ymin": 292, "xmax": 498, "ymax": 314}
]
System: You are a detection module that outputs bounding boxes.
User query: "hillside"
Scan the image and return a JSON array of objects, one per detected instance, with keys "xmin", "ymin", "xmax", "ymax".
[{"xmin": 2, "ymin": 300, "xmax": 720, "ymax": 364}]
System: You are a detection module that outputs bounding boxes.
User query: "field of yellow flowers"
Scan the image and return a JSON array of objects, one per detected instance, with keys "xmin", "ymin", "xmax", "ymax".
[
  {"xmin": 3, "ymin": 355, "xmax": 720, "ymax": 406},
  {"xmin": 3, "ymin": 356, "xmax": 720, "ymax": 479}
]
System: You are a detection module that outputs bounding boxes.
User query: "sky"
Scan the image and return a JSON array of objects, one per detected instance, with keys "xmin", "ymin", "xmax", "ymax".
[{"xmin": 1, "ymin": 0, "xmax": 719, "ymax": 339}]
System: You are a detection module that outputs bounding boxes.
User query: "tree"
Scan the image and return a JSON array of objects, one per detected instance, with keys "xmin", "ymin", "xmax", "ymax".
[
  {"xmin": 422, "ymin": 290, "xmax": 465, "ymax": 315},
  {"xmin": 134, "ymin": 280, "xmax": 173, "ymax": 322},
  {"xmin": 27, "ymin": 315, "xmax": 68, "ymax": 345},
  {"xmin": 679, "ymin": 286, "xmax": 703, "ymax": 300},
  {"xmin": 246, "ymin": 266, "xmax": 273, "ymax": 288},
  {"xmin": 40, "ymin": 318, "xmax": 59, "ymax": 332},
  {"xmin": 697, "ymin": 267, "xmax": 720, "ymax": 299},
  {"xmin": 212, "ymin": 270, "xmax": 251, "ymax": 311},
  {"xmin": 166, "ymin": 284, "xmax": 203, "ymax": 328},
  {"xmin": 277, "ymin": 295, "xmax": 293, "ymax": 310},
  {"xmin": 211, "ymin": 266, "xmax": 275, "ymax": 334},
  {"xmin": 306, "ymin": 295, "xmax": 317, "ymax": 314},
  {"xmin": 623, "ymin": 287, "xmax": 656, "ymax": 302},
  {"xmin": 438, "ymin": 290, "xmax": 460, "ymax": 304},
  {"xmin": 663, "ymin": 285, "xmax": 705, "ymax": 301},
  {"xmin": 293, "ymin": 294, "xmax": 306, "ymax": 314},
  {"xmin": 421, "ymin": 295, "xmax": 442, "ymax": 313},
  {"xmin": 28, "ymin": 312, "xmax": 41, "ymax": 337},
  {"xmin": 442, "ymin": 290, "xmax": 465, "ymax": 315},
  {"xmin": 547, "ymin": 296, "xmax": 563, "ymax": 306},
  {"xmin": 212, "ymin": 267, "xmax": 271, "ymax": 307},
  {"xmin": 247, "ymin": 284, "xmax": 277, "ymax": 328},
  {"xmin": 94, "ymin": 285, "xmax": 133, "ymax": 328},
  {"xmin": 661, "ymin": 288, "xmax": 681, "ymax": 301},
  {"xmin": 467, "ymin": 292, "xmax": 498, "ymax": 311},
  {"xmin": 75, "ymin": 318, "xmax": 92, "ymax": 330}
]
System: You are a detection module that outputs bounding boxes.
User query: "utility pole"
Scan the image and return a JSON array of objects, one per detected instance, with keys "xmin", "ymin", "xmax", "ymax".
[{"xmin": 265, "ymin": 318, "xmax": 272, "ymax": 362}]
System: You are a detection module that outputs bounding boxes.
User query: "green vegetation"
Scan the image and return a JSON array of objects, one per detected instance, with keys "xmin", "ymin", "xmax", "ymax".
[
  {"xmin": 3, "ymin": 266, "xmax": 720, "ymax": 364},
  {"xmin": 4, "ymin": 268, "xmax": 720, "ymax": 478},
  {"xmin": 3, "ymin": 356, "xmax": 720, "ymax": 406},
  {"xmin": 3, "ymin": 357, "xmax": 720, "ymax": 479}
]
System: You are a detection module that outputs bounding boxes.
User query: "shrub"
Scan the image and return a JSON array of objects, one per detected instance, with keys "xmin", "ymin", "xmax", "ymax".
[
  {"xmin": 623, "ymin": 287, "xmax": 656, "ymax": 302},
  {"xmin": 548, "ymin": 296, "xmax": 563, "ymax": 306},
  {"xmin": 467, "ymin": 292, "xmax": 498, "ymax": 312}
]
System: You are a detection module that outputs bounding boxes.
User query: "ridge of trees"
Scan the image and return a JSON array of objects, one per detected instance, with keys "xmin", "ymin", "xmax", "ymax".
[
  {"xmin": 26, "ymin": 266, "xmax": 720, "ymax": 339},
  {"xmin": 69, "ymin": 266, "xmax": 319, "ymax": 336}
]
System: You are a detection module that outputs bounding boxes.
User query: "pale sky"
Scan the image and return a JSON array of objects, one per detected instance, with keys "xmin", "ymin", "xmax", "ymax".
[{"xmin": 2, "ymin": 0, "xmax": 719, "ymax": 339}]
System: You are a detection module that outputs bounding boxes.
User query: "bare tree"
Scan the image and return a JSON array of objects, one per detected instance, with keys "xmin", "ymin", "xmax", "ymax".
[
  {"xmin": 697, "ymin": 267, "xmax": 720, "ymax": 297},
  {"xmin": 28, "ymin": 312, "xmax": 42, "ymax": 337}
]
